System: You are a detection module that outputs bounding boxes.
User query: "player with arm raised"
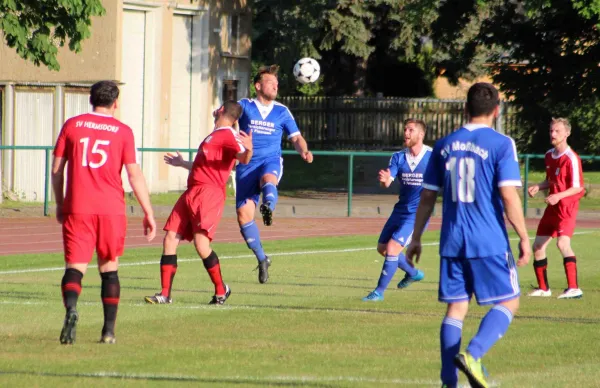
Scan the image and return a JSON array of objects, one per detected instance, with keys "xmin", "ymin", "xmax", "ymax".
[
  {"xmin": 362, "ymin": 119, "xmax": 431, "ymax": 302},
  {"xmin": 52, "ymin": 80, "xmax": 157, "ymax": 345},
  {"xmin": 406, "ymin": 83, "xmax": 530, "ymax": 388},
  {"xmin": 527, "ymin": 118, "xmax": 584, "ymax": 299},
  {"xmin": 144, "ymin": 101, "xmax": 253, "ymax": 305},
  {"xmin": 236, "ymin": 65, "xmax": 313, "ymax": 284}
]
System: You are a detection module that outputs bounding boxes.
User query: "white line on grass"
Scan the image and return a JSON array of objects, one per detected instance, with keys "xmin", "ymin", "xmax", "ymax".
[
  {"xmin": 0, "ymin": 231, "xmax": 594, "ymax": 276},
  {"xmin": 0, "ymin": 369, "xmax": 496, "ymax": 387}
]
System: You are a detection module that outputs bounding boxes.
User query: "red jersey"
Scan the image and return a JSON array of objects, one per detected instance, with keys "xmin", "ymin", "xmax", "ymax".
[
  {"xmin": 544, "ymin": 146, "xmax": 584, "ymax": 212},
  {"xmin": 53, "ymin": 112, "xmax": 137, "ymax": 215},
  {"xmin": 187, "ymin": 127, "xmax": 244, "ymax": 190}
]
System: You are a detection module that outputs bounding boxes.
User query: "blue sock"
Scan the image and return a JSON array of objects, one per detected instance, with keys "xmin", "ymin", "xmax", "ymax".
[
  {"xmin": 440, "ymin": 317, "xmax": 463, "ymax": 386},
  {"xmin": 375, "ymin": 255, "xmax": 399, "ymax": 294},
  {"xmin": 240, "ymin": 221, "xmax": 267, "ymax": 262},
  {"xmin": 467, "ymin": 305, "xmax": 513, "ymax": 360},
  {"xmin": 397, "ymin": 252, "xmax": 418, "ymax": 277},
  {"xmin": 261, "ymin": 182, "xmax": 278, "ymax": 211}
]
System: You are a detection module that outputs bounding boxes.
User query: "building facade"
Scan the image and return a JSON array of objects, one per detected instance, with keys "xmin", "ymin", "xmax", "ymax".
[{"xmin": 0, "ymin": 0, "xmax": 251, "ymax": 200}]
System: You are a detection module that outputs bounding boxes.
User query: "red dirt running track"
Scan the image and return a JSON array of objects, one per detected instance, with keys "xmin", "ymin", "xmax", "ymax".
[{"xmin": 0, "ymin": 217, "xmax": 599, "ymax": 256}]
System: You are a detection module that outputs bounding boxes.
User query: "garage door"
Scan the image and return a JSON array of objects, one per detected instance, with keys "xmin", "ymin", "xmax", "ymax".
[
  {"xmin": 120, "ymin": 9, "xmax": 146, "ymax": 191},
  {"xmin": 169, "ymin": 14, "xmax": 194, "ymax": 191},
  {"xmin": 13, "ymin": 89, "xmax": 54, "ymax": 201}
]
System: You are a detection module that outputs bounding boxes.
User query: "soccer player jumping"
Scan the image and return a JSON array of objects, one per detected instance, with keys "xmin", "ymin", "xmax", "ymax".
[
  {"xmin": 362, "ymin": 119, "xmax": 431, "ymax": 302},
  {"xmin": 52, "ymin": 81, "xmax": 157, "ymax": 344},
  {"xmin": 145, "ymin": 101, "xmax": 253, "ymax": 305},
  {"xmin": 407, "ymin": 83, "xmax": 531, "ymax": 388},
  {"xmin": 235, "ymin": 65, "xmax": 313, "ymax": 283},
  {"xmin": 527, "ymin": 118, "xmax": 584, "ymax": 299}
]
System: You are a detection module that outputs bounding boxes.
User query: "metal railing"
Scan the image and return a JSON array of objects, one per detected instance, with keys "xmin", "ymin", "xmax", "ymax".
[{"xmin": 1, "ymin": 145, "xmax": 598, "ymax": 217}]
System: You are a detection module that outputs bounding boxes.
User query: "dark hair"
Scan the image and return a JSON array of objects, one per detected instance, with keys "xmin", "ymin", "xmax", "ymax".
[
  {"xmin": 404, "ymin": 118, "xmax": 427, "ymax": 135},
  {"xmin": 90, "ymin": 81, "xmax": 120, "ymax": 108},
  {"xmin": 466, "ymin": 82, "xmax": 499, "ymax": 117},
  {"xmin": 253, "ymin": 64, "xmax": 279, "ymax": 84},
  {"xmin": 222, "ymin": 100, "xmax": 243, "ymax": 121}
]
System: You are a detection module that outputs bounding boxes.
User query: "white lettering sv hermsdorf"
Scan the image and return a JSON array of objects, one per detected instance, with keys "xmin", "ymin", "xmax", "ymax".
[{"xmin": 75, "ymin": 121, "xmax": 120, "ymax": 133}]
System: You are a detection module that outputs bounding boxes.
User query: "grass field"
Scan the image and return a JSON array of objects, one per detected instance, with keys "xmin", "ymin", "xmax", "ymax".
[{"xmin": 1, "ymin": 230, "xmax": 600, "ymax": 387}]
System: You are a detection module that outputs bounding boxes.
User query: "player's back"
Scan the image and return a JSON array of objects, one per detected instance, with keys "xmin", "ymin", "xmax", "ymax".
[
  {"xmin": 188, "ymin": 127, "xmax": 244, "ymax": 190},
  {"xmin": 237, "ymin": 98, "xmax": 299, "ymax": 161},
  {"xmin": 425, "ymin": 124, "xmax": 521, "ymax": 258},
  {"xmin": 392, "ymin": 147, "xmax": 432, "ymax": 215},
  {"xmin": 55, "ymin": 113, "xmax": 137, "ymax": 215}
]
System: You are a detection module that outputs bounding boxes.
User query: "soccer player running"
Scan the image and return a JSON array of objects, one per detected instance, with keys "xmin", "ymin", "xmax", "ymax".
[
  {"xmin": 52, "ymin": 81, "xmax": 157, "ymax": 345},
  {"xmin": 406, "ymin": 83, "xmax": 531, "ymax": 388},
  {"xmin": 527, "ymin": 118, "xmax": 584, "ymax": 299},
  {"xmin": 362, "ymin": 119, "xmax": 431, "ymax": 302},
  {"xmin": 236, "ymin": 65, "xmax": 313, "ymax": 283},
  {"xmin": 145, "ymin": 101, "xmax": 253, "ymax": 305}
]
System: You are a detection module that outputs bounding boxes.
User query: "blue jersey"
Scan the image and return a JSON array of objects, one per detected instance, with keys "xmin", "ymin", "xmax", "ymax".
[
  {"xmin": 389, "ymin": 146, "xmax": 432, "ymax": 215},
  {"xmin": 238, "ymin": 98, "xmax": 300, "ymax": 161},
  {"xmin": 423, "ymin": 124, "xmax": 522, "ymax": 258}
]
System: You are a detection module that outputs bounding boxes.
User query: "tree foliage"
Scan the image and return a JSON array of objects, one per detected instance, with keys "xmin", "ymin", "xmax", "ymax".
[
  {"xmin": 0, "ymin": 0, "xmax": 105, "ymax": 71},
  {"xmin": 252, "ymin": 0, "xmax": 438, "ymax": 97}
]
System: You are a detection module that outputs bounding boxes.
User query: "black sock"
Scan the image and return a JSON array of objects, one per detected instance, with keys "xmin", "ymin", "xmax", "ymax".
[
  {"xmin": 100, "ymin": 271, "xmax": 120, "ymax": 336},
  {"xmin": 61, "ymin": 268, "xmax": 83, "ymax": 312}
]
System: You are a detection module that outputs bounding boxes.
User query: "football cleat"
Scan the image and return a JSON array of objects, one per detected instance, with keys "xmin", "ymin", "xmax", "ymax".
[
  {"xmin": 99, "ymin": 333, "xmax": 116, "ymax": 344},
  {"xmin": 397, "ymin": 269, "xmax": 425, "ymax": 289},
  {"xmin": 362, "ymin": 290, "xmax": 384, "ymax": 302},
  {"xmin": 260, "ymin": 202, "xmax": 273, "ymax": 226},
  {"xmin": 527, "ymin": 288, "xmax": 552, "ymax": 297},
  {"xmin": 256, "ymin": 257, "xmax": 271, "ymax": 284},
  {"xmin": 557, "ymin": 288, "xmax": 583, "ymax": 299},
  {"xmin": 59, "ymin": 309, "xmax": 79, "ymax": 345},
  {"xmin": 209, "ymin": 284, "xmax": 231, "ymax": 305},
  {"xmin": 144, "ymin": 293, "xmax": 172, "ymax": 304},
  {"xmin": 454, "ymin": 352, "xmax": 489, "ymax": 388}
]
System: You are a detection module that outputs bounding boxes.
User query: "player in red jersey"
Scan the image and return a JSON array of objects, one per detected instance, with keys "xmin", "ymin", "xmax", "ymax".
[
  {"xmin": 52, "ymin": 81, "xmax": 157, "ymax": 345},
  {"xmin": 144, "ymin": 100, "xmax": 252, "ymax": 305},
  {"xmin": 527, "ymin": 118, "xmax": 584, "ymax": 299}
]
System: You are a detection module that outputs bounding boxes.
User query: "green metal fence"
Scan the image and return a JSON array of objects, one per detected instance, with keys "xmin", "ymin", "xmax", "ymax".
[{"xmin": 1, "ymin": 145, "xmax": 599, "ymax": 217}]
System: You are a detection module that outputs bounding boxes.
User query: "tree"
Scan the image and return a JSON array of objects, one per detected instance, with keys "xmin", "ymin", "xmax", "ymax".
[
  {"xmin": 430, "ymin": 0, "xmax": 600, "ymax": 153},
  {"xmin": 0, "ymin": 0, "xmax": 105, "ymax": 71},
  {"xmin": 252, "ymin": 0, "xmax": 441, "ymax": 97}
]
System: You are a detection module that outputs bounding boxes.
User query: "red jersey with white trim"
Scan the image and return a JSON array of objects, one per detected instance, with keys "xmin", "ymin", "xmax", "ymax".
[
  {"xmin": 53, "ymin": 112, "xmax": 137, "ymax": 215},
  {"xmin": 187, "ymin": 127, "xmax": 245, "ymax": 190},
  {"xmin": 544, "ymin": 147, "xmax": 584, "ymax": 215}
]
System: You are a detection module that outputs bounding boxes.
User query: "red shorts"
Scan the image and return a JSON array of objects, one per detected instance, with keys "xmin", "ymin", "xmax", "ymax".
[
  {"xmin": 62, "ymin": 214, "xmax": 127, "ymax": 264},
  {"xmin": 536, "ymin": 207, "xmax": 577, "ymax": 238},
  {"xmin": 163, "ymin": 186, "xmax": 225, "ymax": 241}
]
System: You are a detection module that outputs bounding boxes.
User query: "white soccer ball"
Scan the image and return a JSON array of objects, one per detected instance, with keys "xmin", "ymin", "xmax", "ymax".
[{"xmin": 293, "ymin": 57, "xmax": 321, "ymax": 84}]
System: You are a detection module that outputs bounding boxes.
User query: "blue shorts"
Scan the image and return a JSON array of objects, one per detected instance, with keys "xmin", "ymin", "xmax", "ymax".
[
  {"xmin": 378, "ymin": 210, "xmax": 428, "ymax": 247},
  {"xmin": 438, "ymin": 252, "xmax": 520, "ymax": 306},
  {"xmin": 236, "ymin": 156, "xmax": 283, "ymax": 209}
]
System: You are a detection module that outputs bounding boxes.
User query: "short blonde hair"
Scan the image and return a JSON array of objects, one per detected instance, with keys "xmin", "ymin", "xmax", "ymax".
[{"xmin": 551, "ymin": 117, "xmax": 571, "ymax": 132}]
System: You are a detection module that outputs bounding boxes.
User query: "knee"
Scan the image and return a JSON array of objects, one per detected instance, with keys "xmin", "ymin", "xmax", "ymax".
[
  {"xmin": 446, "ymin": 302, "xmax": 469, "ymax": 321},
  {"xmin": 532, "ymin": 241, "xmax": 544, "ymax": 253},
  {"xmin": 500, "ymin": 297, "xmax": 520, "ymax": 315},
  {"xmin": 237, "ymin": 207, "xmax": 253, "ymax": 226},
  {"xmin": 163, "ymin": 232, "xmax": 179, "ymax": 251},
  {"xmin": 556, "ymin": 239, "xmax": 571, "ymax": 253}
]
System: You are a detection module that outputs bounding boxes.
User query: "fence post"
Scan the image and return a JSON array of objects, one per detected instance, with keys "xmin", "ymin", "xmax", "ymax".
[
  {"xmin": 347, "ymin": 154, "xmax": 354, "ymax": 217},
  {"xmin": 188, "ymin": 150, "xmax": 193, "ymax": 163},
  {"xmin": 523, "ymin": 155, "xmax": 530, "ymax": 216},
  {"xmin": 44, "ymin": 148, "xmax": 51, "ymax": 217}
]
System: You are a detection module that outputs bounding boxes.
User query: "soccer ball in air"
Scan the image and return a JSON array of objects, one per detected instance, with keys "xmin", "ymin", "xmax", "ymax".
[{"xmin": 293, "ymin": 58, "xmax": 321, "ymax": 84}]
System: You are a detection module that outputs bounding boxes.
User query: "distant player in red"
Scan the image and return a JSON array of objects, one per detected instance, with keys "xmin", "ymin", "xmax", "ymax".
[
  {"xmin": 528, "ymin": 118, "xmax": 584, "ymax": 299},
  {"xmin": 52, "ymin": 81, "xmax": 157, "ymax": 345},
  {"xmin": 145, "ymin": 100, "xmax": 253, "ymax": 305}
]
